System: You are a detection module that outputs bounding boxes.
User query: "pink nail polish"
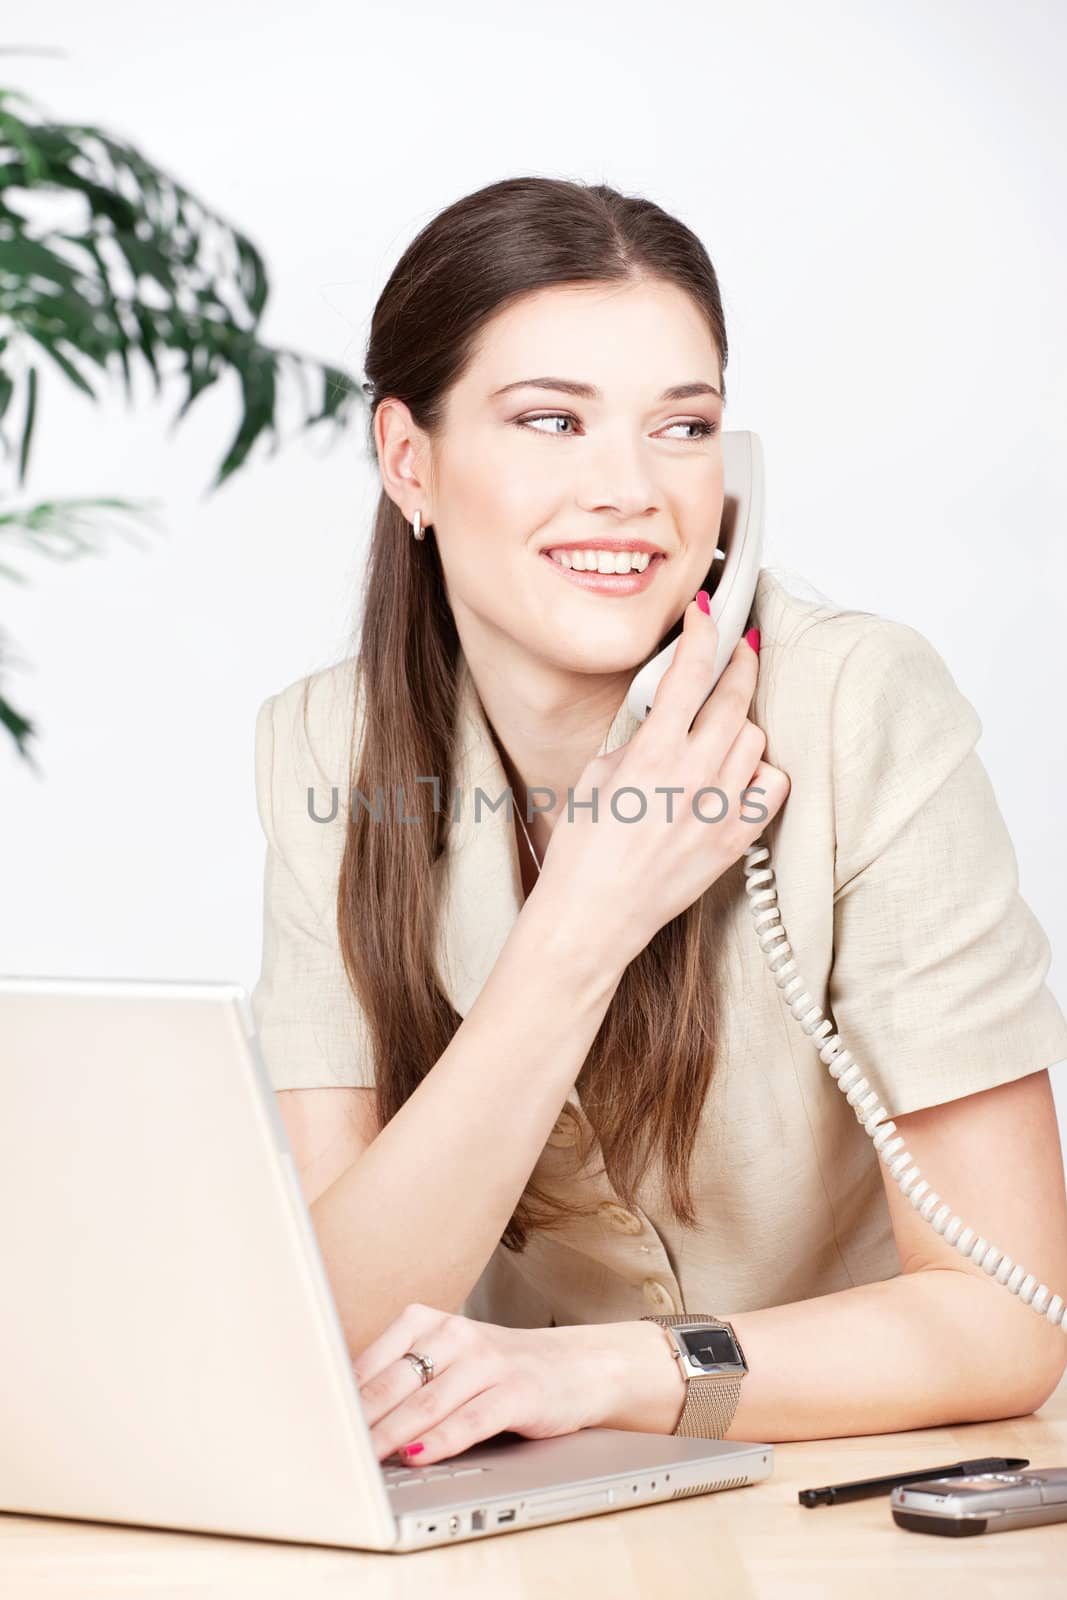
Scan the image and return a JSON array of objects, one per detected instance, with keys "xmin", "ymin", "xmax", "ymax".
[
  {"xmin": 402, "ymin": 1442, "xmax": 424, "ymax": 1456},
  {"xmin": 696, "ymin": 590, "xmax": 710, "ymax": 615},
  {"xmin": 745, "ymin": 627, "xmax": 760, "ymax": 654}
]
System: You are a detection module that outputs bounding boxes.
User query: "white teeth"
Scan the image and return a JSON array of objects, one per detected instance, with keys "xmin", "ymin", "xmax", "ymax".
[{"xmin": 549, "ymin": 549, "xmax": 653, "ymax": 573}]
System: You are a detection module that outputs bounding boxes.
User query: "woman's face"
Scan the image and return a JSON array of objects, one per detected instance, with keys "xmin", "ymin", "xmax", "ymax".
[{"xmin": 381, "ymin": 277, "xmax": 725, "ymax": 680}]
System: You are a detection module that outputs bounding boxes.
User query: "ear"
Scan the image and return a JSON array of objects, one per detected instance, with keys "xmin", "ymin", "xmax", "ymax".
[{"xmin": 375, "ymin": 397, "xmax": 434, "ymax": 525}]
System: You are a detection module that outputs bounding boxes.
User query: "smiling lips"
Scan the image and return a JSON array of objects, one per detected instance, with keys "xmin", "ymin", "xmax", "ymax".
[
  {"xmin": 540, "ymin": 548, "xmax": 665, "ymax": 593},
  {"xmin": 547, "ymin": 547, "xmax": 655, "ymax": 574}
]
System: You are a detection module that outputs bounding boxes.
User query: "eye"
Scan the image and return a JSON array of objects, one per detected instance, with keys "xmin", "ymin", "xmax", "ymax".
[
  {"xmin": 662, "ymin": 419, "xmax": 719, "ymax": 441},
  {"xmin": 515, "ymin": 412, "xmax": 719, "ymax": 441},
  {"xmin": 517, "ymin": 413, "xmax": 579, "ymax": 436}
]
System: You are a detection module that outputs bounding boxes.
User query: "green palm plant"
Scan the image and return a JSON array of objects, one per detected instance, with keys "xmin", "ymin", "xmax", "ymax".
[{"xmin": 0, "ymin": 80, "xmax": 363, "ymax": 768}]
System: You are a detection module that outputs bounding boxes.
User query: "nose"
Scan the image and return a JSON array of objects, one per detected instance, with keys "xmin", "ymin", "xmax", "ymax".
[{"xmin": 573, "ymin": 428, "xmax": 660, "ymax": 521}]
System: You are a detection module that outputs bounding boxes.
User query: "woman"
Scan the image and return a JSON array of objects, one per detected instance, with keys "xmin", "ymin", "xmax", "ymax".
[{"xmin": 251, "ymin": 176, "xmax": 1067, "ymax": 1468}]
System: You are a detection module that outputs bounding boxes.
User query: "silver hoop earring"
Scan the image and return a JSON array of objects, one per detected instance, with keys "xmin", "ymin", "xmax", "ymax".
[{"xmin": 412, "ymin": 510, "xmax": 426, "ymax": 541}]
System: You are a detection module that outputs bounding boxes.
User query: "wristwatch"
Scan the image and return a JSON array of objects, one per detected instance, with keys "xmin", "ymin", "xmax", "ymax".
[{"xmin": 640, "ymin": 1314, "xmax": 749, "ymax": 1438}]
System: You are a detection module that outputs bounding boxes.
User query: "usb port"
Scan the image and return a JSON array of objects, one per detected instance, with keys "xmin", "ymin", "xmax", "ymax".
[{"xmin": 496, "ymin": 1508, "xmax": 516, "ymax": 1523}]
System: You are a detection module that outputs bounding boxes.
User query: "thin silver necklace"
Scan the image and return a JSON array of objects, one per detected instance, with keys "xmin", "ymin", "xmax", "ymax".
[
  {"xmin": 507, "ymin": 727, "xmax": 612, "ymax": 882},
  {"xmin": 516, "ymin": 805, "xmax": 542, "ymax": 877}
]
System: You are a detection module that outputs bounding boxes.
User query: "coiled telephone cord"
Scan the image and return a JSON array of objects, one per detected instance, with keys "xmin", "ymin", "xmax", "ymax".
[{"xmin": 742, "ymin": 842, "xmax": 1067, "ymax": 1337}]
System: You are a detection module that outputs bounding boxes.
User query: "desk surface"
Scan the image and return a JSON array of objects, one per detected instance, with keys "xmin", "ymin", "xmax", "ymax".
[{"xmin": 3, "ymin": 1374, "xmax": 1066, "ymax": 1599}]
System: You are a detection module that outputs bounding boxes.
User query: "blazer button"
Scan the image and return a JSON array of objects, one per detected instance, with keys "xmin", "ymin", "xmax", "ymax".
[
  {"xmin": 597, "ymin": 1201, "xmax": 644, "ymax": 1235},
  {"xmin": 642, "ymin": 1278, "xmax": 678, "ymax": 1314}
]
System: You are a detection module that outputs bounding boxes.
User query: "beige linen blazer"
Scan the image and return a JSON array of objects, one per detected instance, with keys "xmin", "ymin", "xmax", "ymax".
[{"xmin": 250, "ymin": 567, "xmax": 1067, "ymax": 1329}]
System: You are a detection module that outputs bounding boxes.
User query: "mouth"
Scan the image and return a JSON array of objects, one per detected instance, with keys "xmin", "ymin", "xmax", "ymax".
[{"xmin": 539, "ymin": 548, "xmax": 666, "ymax": 595}]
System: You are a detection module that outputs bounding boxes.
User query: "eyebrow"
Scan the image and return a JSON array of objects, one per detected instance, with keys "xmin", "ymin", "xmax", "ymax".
[{"xmin": 490, "ymin": 377, "xmax": 723, "ymax": 403}]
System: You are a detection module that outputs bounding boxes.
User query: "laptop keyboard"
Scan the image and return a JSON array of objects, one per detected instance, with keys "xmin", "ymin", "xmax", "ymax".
[
  {"xmin": 384, "ymin": 1464, "xmax": 491, "ymax": 1489},
  {"xmin": 383, "ymin": 1432, "xmax": 525, "ymax": 1487}
]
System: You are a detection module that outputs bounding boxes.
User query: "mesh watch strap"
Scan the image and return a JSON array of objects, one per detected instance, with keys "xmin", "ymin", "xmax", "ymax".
[{"xmin": 641, "ymin": 1314, "xmax": 745, "ymax": 1439}]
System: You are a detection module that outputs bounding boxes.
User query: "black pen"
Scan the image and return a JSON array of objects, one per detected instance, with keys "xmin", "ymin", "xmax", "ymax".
[{"xmin": 798, "ymin": 1455, "xmax": 1030, "ymax": 1506}]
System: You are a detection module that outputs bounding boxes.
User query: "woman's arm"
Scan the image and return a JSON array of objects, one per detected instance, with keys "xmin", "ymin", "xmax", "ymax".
[
  {"xmin": 309, "ymin": 885, "xmax": 626, "ymax": 1356},
  {"xmin": 602, "ymin": 1069, "xmax": 1067, "ymax": 1439},
  {"xmin": 358, "ymin": 1248, "xmax": 1067, "ymax": 1465}
]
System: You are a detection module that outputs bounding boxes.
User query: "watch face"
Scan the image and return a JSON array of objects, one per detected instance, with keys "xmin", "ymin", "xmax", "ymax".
[{"xmin": 680, "ymin": 1326, "xmax": 740, "ymax": 1370}]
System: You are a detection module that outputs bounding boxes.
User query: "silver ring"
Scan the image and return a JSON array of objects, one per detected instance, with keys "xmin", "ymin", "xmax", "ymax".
[{"xmin": 401, "ymin": 1349, "xmax": 435, "ymax": 1385}]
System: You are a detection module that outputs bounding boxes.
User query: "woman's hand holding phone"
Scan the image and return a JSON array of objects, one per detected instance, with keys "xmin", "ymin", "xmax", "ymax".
[{"xmin": 532, "ymin": 597, "xmax": 791, "ymax": 972}]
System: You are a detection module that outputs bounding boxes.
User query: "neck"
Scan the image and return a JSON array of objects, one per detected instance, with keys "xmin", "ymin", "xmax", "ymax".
[{"xmin": 461, "ymin": 648, "xmax": 632, "ymax": 856}]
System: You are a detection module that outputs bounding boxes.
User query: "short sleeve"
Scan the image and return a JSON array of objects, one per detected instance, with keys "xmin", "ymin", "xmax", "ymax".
[
  {"xmin": 249, "ymin": 680, "xmax": 377, "ymax": 1091},
  {"xmin": 826, "ymin": 621, "xmax": 1067, "ymax": 1118}
]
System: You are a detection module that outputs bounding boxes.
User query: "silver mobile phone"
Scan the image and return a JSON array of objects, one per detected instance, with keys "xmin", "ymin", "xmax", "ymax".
[{"xmin": 891, "ymin": 1467, "xmax": 1067, "ymax": 1536}]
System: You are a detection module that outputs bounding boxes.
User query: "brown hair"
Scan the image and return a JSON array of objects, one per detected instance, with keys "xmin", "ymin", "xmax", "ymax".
[{"xmin": 337, "ymin": 176, "xmax": 742, "ymax": 1252}]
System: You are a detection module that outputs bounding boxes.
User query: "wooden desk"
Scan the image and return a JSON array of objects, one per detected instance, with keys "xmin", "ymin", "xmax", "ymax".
[{"xmin": 3, "ymin": 1373, "xmax": 1065, "ymax": 1598}]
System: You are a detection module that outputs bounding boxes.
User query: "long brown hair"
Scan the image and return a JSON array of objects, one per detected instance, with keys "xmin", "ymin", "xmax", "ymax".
[{"xmin": 337, "ymin": 176, "xmax": 743, "ymax": 1252}]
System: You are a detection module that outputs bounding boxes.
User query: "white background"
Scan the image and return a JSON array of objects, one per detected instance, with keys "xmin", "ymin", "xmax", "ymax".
[{"xmin": 3, "ymin": 2, "xmax": 1066, "ymax": 1161}]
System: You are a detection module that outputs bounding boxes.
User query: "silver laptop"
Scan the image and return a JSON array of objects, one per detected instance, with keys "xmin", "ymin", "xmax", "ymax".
[{"xmin": 0, "ymin": 977, "xmax": 773, "ymax": 1551}]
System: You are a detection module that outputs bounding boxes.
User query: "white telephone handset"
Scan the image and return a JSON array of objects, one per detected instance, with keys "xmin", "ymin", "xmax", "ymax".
[
  {"xmin": 627, "ymin": 429, "xmax": 765, "ymax": 722},
  {"xmin": 627, "ymin": 429, "xmax": 1067, "ymax": 1341}
]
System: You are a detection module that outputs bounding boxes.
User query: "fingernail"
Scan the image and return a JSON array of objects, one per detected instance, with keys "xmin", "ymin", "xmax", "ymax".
[
  {"xmin": 402, "ymin": 1442, "xmax": 424, "ymax": 1456},
  {"xmin": 745, "ymin": 627, "xmax": 760, "ymax": 654},
  {"xmin": 696, "ymin": 590, "xmax": 711, "ymax": 616}
]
